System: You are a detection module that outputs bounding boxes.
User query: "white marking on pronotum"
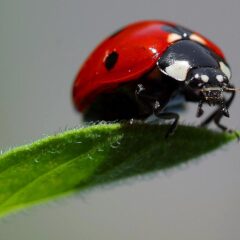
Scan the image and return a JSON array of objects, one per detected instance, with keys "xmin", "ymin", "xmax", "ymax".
[
  {"xmin": 167, "ymin": 33, "xmax": 182, "ymax": 43},
  {"xmin": 183, "ymin": 33, "xmax": 188, "ymax": 38},
  {"xmin": 220, "ymin": 62, "xmax": 231, "ymax": 79},
  {"xmin": 201, "ymin": 75, "xmax": 209, "ymax": 82},
  {"xmin": 190, "ymin": 34, "xmax": 206, "ymax": 45},
  {"xmin": 165, "ymin": 60, "xmax": 191, "ymax": 81},
  {"xmin": 216, "ymin": 75, "xmax": 224, "ymax": 82}
]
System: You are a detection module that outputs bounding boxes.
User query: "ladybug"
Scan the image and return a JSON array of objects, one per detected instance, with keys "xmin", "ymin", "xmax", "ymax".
[{"xmin": 73, "ymin": 20, "xmax": 236, "ymax": 137}]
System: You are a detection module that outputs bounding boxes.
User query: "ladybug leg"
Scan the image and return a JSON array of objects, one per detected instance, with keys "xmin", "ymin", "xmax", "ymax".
[
  {"xmin": 154, "ymin": 110, "xmax": 179, "ymax": 138},
  {"xmin": 181, "ymin": 88, "xmax": 208, "ymax": 119},
  {"xmin": 135, "ymin": 83, "xmax": 158, "ymax": 108},
  {"xmin": 135, "ymin": 83, "xmax": 179, "ymax": 137},
  {"xmin": 200, "ymin": 84, "xmax": 236, "ymax": 132},
  {"xmin": 196, "ymin": 100, "xmax": 204, "ymax": 118},
  {"xmin": 135, "ymin": 83, "xmax": 170, "ymax": 115}
]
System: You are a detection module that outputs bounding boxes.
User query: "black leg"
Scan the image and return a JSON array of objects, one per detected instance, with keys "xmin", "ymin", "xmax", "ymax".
[
  {"xmin": 154, "ymin": 110, "xmax": 179, "ymax": 138},
  {"xmin": 200, "ymin": 85, "xmax": 235, "ymax": 132},
  {"xmin": 135, "ymin": 83, "xmax": 159, "ymax": 112},
  {"xmin": 183, "ymin": 83, "xmax": 238, "ymax": 138},
  {"xmin": 196, "ymin": 100, "xmax": 204, "ymax": 118},
  {"xmin": 135, "ymin": 83, "xmax": 179, "ymax": 137}
]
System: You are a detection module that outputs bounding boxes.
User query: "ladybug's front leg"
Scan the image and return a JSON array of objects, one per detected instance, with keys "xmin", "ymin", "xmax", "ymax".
[
  {"xmin": 200, "ymin": 85, "xmax": 235, "ymax": 132},
  {"xmin": 135, "ymin": 83, "xmax": 179, "ymax": 137}
]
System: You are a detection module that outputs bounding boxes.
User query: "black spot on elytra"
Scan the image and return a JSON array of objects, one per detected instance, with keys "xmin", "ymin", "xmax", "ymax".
[{"xmin": 104, "ymin": 51, "xmax": 119, "ymax": 70}]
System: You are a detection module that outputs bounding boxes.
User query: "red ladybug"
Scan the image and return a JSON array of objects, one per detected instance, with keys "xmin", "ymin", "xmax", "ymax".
[{"xmin": 73, "ymin": 20, "xmax": 235, "ymax": 136}]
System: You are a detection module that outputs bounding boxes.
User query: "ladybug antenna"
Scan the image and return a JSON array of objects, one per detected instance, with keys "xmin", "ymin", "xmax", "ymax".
[
  {"xmin": 223, "ymin": 87, "xmax": 240, "ymax": 93},
  {"xmin": 200, "ymin": 87, "xmax": 240, "ymax": 93}
]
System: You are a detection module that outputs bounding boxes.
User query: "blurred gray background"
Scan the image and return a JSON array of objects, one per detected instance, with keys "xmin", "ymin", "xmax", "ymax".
[{"xmin": 0, "ymin": 0, "xmax": 240, "ymax": 239}]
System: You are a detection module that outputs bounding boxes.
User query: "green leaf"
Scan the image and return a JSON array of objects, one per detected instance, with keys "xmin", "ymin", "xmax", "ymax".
[{"xmin": 0, "ymin": 123, "xmax": 237, "ymax": 217}]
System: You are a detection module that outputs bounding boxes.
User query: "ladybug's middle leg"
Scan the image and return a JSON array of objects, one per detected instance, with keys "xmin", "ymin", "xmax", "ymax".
[
  {"xmin": 135, "ymin": 83, "xmax": 179, "ymax": 137},
  {"xmin": 153, "ymin": 111, "xmax": 179, "ymax": 137}
]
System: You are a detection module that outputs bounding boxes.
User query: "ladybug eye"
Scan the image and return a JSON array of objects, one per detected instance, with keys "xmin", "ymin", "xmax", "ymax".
[
  {"xmin": 188, "ymin": 73, "xmax": 209, "ymax": 88},
  {"xmin": 200, "ymin": 75, "xmax": 209, "ymax": 83},
  {"xmin": 189, "ymin": 34, "xmax": 206, "ymax": 45},
  {"xmin": 216, "ymin": 75, "xmax": 224, "ymax": 82}
]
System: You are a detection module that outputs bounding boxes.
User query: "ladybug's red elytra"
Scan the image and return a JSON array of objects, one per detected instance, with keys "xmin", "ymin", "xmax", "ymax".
[{"xmin": 73, "ymin": 20, "xmax": 236, "ymax": 137}]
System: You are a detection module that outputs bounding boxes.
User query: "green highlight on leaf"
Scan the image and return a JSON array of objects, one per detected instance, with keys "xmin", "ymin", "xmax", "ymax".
[{"xmin": 0, "ymin": 123, "xmax": 237, "ymax": 217}]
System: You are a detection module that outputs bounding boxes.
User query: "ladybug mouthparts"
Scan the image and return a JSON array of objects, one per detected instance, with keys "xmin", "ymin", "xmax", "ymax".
[
  {"xmin": 201, "ymin": 87, "xmax": 224, "ymax": 104},
  {"xmin": 201, "ymin": 87, "xmax": 229, "ymax": 117}
]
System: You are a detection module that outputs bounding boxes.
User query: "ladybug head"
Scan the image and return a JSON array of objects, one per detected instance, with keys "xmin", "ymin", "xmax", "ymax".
[
  {"xmin": 187, "ymin": 67, "xmax": 229, "ymax": 103},
  {"xmin": 186, "ymin": 67, "xmax": 232, "ymax": 117}
]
